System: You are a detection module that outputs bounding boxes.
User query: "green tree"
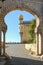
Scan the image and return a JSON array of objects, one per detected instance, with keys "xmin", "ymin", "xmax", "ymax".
[{"xmin": 28, "ymin": 19, "xmax": 36, "ymax": 43}]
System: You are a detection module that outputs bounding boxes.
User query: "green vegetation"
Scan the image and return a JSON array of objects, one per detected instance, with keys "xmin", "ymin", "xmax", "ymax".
[{"xmin": 28, "ymin": 19, "xmax": 36, "ymax": 44}]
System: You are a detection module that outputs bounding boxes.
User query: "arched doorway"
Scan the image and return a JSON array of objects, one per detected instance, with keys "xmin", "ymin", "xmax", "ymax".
[{"xmin": 0, "ymin": 0, "xmax": 43, "ymax": 56}]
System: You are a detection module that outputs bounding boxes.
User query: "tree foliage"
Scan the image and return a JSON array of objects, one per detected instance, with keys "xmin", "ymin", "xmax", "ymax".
[{"xmin": 28, "ymin": 19, "xmax": 36, "ymax": 43}]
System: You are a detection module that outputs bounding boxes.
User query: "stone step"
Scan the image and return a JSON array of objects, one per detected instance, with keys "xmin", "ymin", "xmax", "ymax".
[{"xmin": 0, "ymin": 55, "xmax": 6, "ymax": 61}]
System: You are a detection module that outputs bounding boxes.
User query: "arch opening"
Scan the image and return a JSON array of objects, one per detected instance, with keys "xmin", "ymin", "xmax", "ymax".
[
  {"xmin": 0, "ymin": 0, "xmax": 42, "ymax": 56},
  {"xmin": 3, "ymin": 9, "xmax": 40, "ymax": 56},
  {"xmin": 4, "ymin": 10, "xmax": 35, "ymax": 43}
]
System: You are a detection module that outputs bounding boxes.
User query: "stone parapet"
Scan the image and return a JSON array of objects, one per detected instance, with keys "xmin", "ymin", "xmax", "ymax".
[{"xmin": 25, "ymin": 44, "xmax": 37, "ymax": 55}]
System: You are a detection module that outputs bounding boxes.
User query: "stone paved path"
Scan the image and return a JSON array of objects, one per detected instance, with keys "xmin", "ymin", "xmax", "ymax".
[
  {"xmin": 0, "ymin": 60, "xmax": 6, "ymax": 65},
  {"xmin": 0, "ymin": 44, "xmax": 43, "ymax": 65},
  {"xmin": 0, "ymin": 56, "xmax": 43, "ymax": 65}
]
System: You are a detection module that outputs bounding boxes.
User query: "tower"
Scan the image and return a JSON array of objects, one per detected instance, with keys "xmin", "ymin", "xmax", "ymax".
[
  {"xmin": 19, "ymin": 15, "xmax": 24, "ymax": 43},
  {"xmin": 19, "ymin": 14, "xmax": 24, "ymax": 23},
  {"xmin": 19, "ymin": 15, "xmax": 30, "ymax": 43}
]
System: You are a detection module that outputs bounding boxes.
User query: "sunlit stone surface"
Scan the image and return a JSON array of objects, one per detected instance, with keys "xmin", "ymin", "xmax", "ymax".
[{"xmin": 0, "ymin": 0, "xmax": 43, "ymax": 56}]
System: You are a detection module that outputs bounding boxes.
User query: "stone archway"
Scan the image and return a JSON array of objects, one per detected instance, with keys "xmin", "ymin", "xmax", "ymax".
[{"xmin": 0, "ymin": 0, "xmax": 43, "ymax": 56}]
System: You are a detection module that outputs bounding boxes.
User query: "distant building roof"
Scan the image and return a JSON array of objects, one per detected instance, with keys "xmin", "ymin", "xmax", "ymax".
[{"xmin": 20, "ymin": 21, "xmax": 30, "ymax": 24}]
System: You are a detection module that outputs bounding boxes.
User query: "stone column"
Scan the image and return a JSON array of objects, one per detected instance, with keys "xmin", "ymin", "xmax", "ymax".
[
  {"xmin": 35, "ymin": 15, "xmax": 40, "ymax": 55},
  {"xmin": 36, "ymin": 33, "xmax": 42, "ymax": 55},
  {"xmin": 36, "ymin": 33, "xmax": 39, "ymax": 55},
  {"xmin": 3, "ymin": 32, "xmax": 5, "ymax": 55},
  {"xmin": 0, "ymin": 30, "xmax": 1, "ymax": 55},
  {"xmin": 38, "ymin": 33, "xmax": 41, "ymax": 55},
  {"xmin": 36, "ymin": 17, "xmax": 43, "ymax": 55},
  {"xmin": 39, "ymin": 18, "xmax": 43, "ymax": 55},
  {"xmin": 40, "ymin": 29, "xmax": 43, "ymax": 54},
  {"xmin": 41, "ymin": 34, "xmax": 43, "ymax": 54},
  {"xmin": 36, "ymin": 26, "xmax": 42, "ymax": 55}
]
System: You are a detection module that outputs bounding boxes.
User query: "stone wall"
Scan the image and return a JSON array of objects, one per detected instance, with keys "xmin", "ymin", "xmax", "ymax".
[
  {"xmin": 25, "ymin": 44, "xmax": 37, "ymax": 55},
  {"xmin": 20, "ymin": 22, "xmax": 30, "ymax": 43},
  {"xmin": 0, "ymin": 0, "xmax": 43, "ymax": 55}
]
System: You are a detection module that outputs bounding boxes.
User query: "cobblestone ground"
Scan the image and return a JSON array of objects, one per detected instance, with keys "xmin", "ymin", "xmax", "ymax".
[{"xmin": 0, "ymin": 44, "xmax": 43, "ymax": 65}]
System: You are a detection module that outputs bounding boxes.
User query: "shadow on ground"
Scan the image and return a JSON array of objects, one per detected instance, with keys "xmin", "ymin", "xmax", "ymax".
[{"xmin": 4, "ymin": 56, "xmax": 43, "ymax": 65}]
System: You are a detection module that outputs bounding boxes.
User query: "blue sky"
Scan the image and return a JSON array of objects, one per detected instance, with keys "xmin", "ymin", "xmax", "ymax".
[{"xmin": 4, "ymin": 10, "xmax": 35, "ymax": 42}]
